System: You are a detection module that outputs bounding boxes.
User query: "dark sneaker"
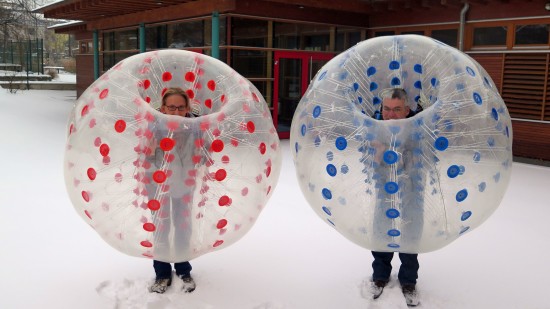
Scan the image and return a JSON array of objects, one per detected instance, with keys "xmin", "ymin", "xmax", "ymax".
[
  {"xmin": 402, "ymin": 284, "xmax": 419, "ymax": 307},
  {"xmin": 149, "ymin": 278, "xmax": 172, "ymax": 294},
  {"xmin": 370, "ymin": 280, "xmax": 387, "ymax": 299},
  {"xmin": 180, "ymin": 275, "xmax": 196, "ymax": 293}
]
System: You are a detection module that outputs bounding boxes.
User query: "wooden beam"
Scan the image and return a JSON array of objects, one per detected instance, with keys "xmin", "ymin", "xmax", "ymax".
[
  {"xmin": 86, "ymin": 0, "xmax": 237, "ymax": 30},
  {"xmin": 260, "ymin": 0, "xmax": 373, "ymax": 14}
]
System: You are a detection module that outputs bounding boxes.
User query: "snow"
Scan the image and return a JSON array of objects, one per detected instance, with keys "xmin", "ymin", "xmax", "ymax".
[
  {"xmin": 0, "ymin": 70, "xmax": 76, "ymax": 84},
  {"xmin": 1, "ymin": 88, "xmax": 549, "ymax": 309}
]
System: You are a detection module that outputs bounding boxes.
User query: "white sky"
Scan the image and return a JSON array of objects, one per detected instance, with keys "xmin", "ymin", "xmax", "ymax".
[{"xmin": 1, "ymin": 85, "xmax": 549, "ymax": 308}]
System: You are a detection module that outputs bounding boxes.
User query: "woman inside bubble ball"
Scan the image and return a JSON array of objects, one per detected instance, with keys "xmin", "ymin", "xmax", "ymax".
[
  {"xmin": 369, "ymin": 88, "xmax": 423, "ymax": 306},
  {"xmin": 148, "ymin": 87, "xmax": 197, "ymax": 294}
]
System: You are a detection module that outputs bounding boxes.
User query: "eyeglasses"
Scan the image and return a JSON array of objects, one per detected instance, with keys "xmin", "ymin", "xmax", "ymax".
[
  {"xmin": 383, "ymin": 106, "xmax": 404, "ymax": 113},
  {"xmin": 164, "ymin": 105, "xmax": 188, "ymax": 111}
]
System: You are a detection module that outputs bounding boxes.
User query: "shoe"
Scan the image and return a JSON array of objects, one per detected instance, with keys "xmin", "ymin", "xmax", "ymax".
[
  {"xmin": 402, "ymin": 284, "xmax": 419, "ymax": 307},
  {"xmin": 370, "ymin": 280, "xmax": 387, "ymax": 299},
  {"xmin": 149, "ymin": 278, "xmax": 172, "ymax": 294},
  {"xmin": 180, "ymin": 275, "xmax": 196, "ymax": 293}
]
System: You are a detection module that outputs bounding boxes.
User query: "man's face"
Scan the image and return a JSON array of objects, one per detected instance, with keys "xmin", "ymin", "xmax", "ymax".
[
  {"xmin": 160, "ymin": 94, "xmax": 189, "ymax": 117},
  {"xmin": 382, "ymin": 98, "xmax": 410, "ymax": 120}
]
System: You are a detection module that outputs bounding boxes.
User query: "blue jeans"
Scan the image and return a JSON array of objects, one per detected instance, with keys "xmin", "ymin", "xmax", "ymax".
[
  {"xmin": 372, "ymin": 251, "xmax": 419, "ymax": 286},
  {"xmin": 153, "ymin": 260, "xmax": 192, "ymax": 279}
]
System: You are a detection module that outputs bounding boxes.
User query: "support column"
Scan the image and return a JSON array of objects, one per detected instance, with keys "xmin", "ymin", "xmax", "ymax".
[
  {"xmin": 211, "ymin": 11, "xmax": 219, "ymax": 59},
  {"xmin": 139, "ymin": 23, "xmax": 146, "ymax": 53},
  {"xmin": 93, "ymin": 30, "xmax": 99, "ymax": 80}
]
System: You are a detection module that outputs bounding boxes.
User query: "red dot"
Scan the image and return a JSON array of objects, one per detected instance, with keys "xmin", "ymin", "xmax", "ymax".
[
  {"xmin": 145, "ymin": 96, "xmax": 151, "ymax": 103},
  {"xmin": 195, "ymin": 139, "xmax": 205, "ymax": 148},
  {"xmin": 218, "ymin": 195, "xmax": 230, "ymax": 206},
  {"xmin": 114, "ymin": 120, "xmax": 126, "ymax": 133},
  {"xmin": 185, "ymin": 71, "xmax": 196, "ymax": 82},
  {"xmin": 205, "ymin": 99, "xmax": 212, "ymax": 109},
  {"xmin": 99, "ymin": 89, "xmax": 109, "ymax": 99},
  {"xmin": 252, "ymin": 92, "xmax": 260, "ymax": 102},
  {"xmin": 148, "ymin": 199, "xmax": 160, "ymax": 211},
  {"xmin": 207, "ymin": 80, "xmax": 216, "ymax": 91},
  {"xmin": 211, "ymin": 140, "xmax": 224, "ymax": 152},
  {"xmin": 221, "ymin": 94, "xmax": 226, "ymax": 102},
  {"xmin": 85, "ymin": 210, "xmax": 92, "ymax": 219},
  {"xmin": 159, "ymin": 138, "xmax": 175, "ymax": 151},
  {"xmin": 162, "ymin": 71, "xmax": 172, "ymax": 82},
  {"xmin": 140, "ymin": 240, "xmax": 153, "ymax": 248},
  {"xmin": 213, "ymin": 240, "xmax": 224, "ymax": 247},
  {"xmin": 161, "ymin": 87, "xmax": 168, "ymax": 97},
  {"xmin": 266, "ymin": 166, "xmax": 272, "ymax": 177},
  {"xmin": 87, "ymin": 168, "xmax": 97, "ymax": 180},
  {"xmin": 186, "ymin": 89, "xmax": 195, "ymax": 99},
  {"xmin": 215, "ymin": 169, "xmax": 227, "ymax": 181},
  {"xmin": 267, "ymin": 186, "xmax": 272, "ymax": 195},
  {"xmin": 231, "ymin": 139, "xmax": 239, "ymax": 147},
  {"xmin": 216, "ymin": 219, "xmax": 228, "ymax": 229},
  {"xmin": 99, "ymin": 144, "xmax": 110, "ymax": 157},
  {"xmin": 259, "ymin": 142, "xmax": 266, "ymax": 155},
  {"xmin": 143, "ymin": 79, "xmax": 151, "ymax": 89},
  {"xmin": 143, "ymin": 223, "xmax": 156, "ymax": 232},
  {"xmin": 81, "ymin": 105, "xmax": 89, "ymax": 117},
  {"xmin": 153, "ymin": 171, "xmax": 167, "ymax": 183},
  {"xmin": 192, "ymin": 155, "xmax": 202, "ymax": 164},
  {"xmin": 221, "ymin": 155, "xmax": 230, "ymax": 164},
  {"xmin": 82, "ymin": 191, "xmax": 90, "ymax": 202},
  {"xmin": 247, "ymin": 121, "xmax": 255, "ymax": 133}
]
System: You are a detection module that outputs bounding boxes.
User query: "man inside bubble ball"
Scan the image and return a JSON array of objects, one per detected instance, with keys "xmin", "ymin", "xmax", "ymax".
[
  {"xmin": 369, "ymin": 88, "xmax": 421, "ymax": 306},
  {"xmin": 148, "ymin": 87, "xmax": 197, "ymax": 294}
]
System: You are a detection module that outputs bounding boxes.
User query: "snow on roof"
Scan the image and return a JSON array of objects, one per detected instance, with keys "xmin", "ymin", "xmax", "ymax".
[{"xmin": 48, "ymin": 20, "xmax": 84, "ymax": 29}]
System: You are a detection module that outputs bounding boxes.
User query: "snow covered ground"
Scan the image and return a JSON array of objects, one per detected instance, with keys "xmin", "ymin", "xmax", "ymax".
[{"xmin": 1, "ymin": 88, "xmax": 549, "ymax": 309}]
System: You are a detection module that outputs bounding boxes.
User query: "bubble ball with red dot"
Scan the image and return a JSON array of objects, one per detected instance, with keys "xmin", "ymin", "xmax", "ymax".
[
  {"xmin": 64, "ymin": 50, "xmax": 282, "ymax": 262},
  {"xmin": 290, "ymin": 35, "xmax": 512, "ymax": 253}
]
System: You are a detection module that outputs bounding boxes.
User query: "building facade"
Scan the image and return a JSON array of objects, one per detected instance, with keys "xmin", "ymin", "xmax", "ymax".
[{"xmin": 37, "ymin": 0, "xmax": 550, "ymax": 160}]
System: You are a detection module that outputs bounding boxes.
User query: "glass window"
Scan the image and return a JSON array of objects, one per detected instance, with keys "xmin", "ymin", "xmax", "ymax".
[
  {"xmin": 336, "ymin": 27, "xmax": 362, "ymax": 51},
  {"xmin": 167, "ymin": 20, "xmax": 204, "ymax": 48},
  {"xmin": 204, "ymin": 16, "xmax": 227, "ymax": 46},
  {"xmin": 146, "ymin": 25, "xmax": 167, "ymax": 50},
  {"xmin": 401, "ymin": 31, "xmax": 424, "ymax": 35},
  {"xmin": 250, "ymin": 80, "xmax": 272, "ymax": 106},
  {"xmin": 274, "ymin": 22, "xmax": 331, "ymax": 51},
  {"xmin": 103, "ymin": 32, "xmax": 114, "ymax": 51},
  {"xmin": 103, "ymin": 52, "xmax": 137, "ymax": 71},
  {"xmin": 231, "ymin": 49, "xmax": 267, "ymax": 78},
  {"xmin": 115, "ymin": 29, "xmax": 138, "ymax": 50},
  {"xmin": 431, "ymin": 29, "xmax": 458, "ymax": 47},
  {"xmin": 232, "ymin": 18, "xmax": 268, "ymax": 47},
  {"xmin": 515, "ymin": 24, "xmax": 549, "ymax": 45},
  {"xmin": 374, "ymin": 31, "xmax": 395, "ymax": 37},
  {"xmin": 473, "ymin": 26, "xmax": 507, "ymax": 46}
]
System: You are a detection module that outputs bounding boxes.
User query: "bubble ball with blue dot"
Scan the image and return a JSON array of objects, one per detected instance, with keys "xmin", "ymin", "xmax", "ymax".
[{"xmin": 290, "ymin": 35, "xmax": 512, "ymax": 253}]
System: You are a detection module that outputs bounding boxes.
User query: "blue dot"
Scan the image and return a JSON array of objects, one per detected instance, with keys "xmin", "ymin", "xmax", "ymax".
[
  {"xmin": 383, "ymin": 150, "xmax": 399, "ymax": 164},
  {"xmin": 388, "ymin": 229, "xmax": 401, "ymax": 237},
  {"xmin": 473, "ymin": 92, "xmax": 482, "ymax": 105},
  {"xmin": 370, "ymin": 82, "xmax": 378, "ymax": 91},
  {"xmin": 313, "ymin": 105, "xmax": 321, "ymax": 118},
  {"xmin": 326, "ymin": 151, "xmax": 334, "ymax": 161},
  {"xmin": 300, "ymin": 124, "xmax": 307, "ymax": 136},
  {"xmin": 295, "ymin": 142, "xmax": 299, "ymax": 153},
  {"xmin": 473, "ymin": 152, "xmax": 481, "ymax": 162},
  {"xmin": 414, "ymin": 95, "xmax": 420, "ymax": 102},
  {"xmin": 386, "ymin": 208, "xmax": 400, "ymax": 219},
  {"xmin": 493, "ymin": 172, "xmax": 501, "ymax": 183},
  {"xmin": 358, "ymin": 96, "xmax": 363, "ymax": 103},
  {"xmin": 341, "ymin": 165, "xmax": 349, "ymax": 174},
  {"xmin": 434, "ymin": 136, "xmax": 449, "ymax": 151},
  {"xmin": 456, "ymin": 189, "xmax": 468, "ymax": 202},
  {"xmin": 447, "ymin": 165, "xmax": 460, "ymax": 178},
  {"xmin": 387, "ymin": 243, "xmax": 400, "ymax": 249},
  {"xmin": 487, "ymin": 137, "xmax": 495, "ymax": 147},
  {"xmin": 364, "ymin": 119, "xmax": 373, "ymax": 127},
  {"xmin": 431, "ymin": 77, "xmax": 438, "ymax": 87},
  {"xmin": 466, "ymin": 66, "xmax": 476, "ymax": 76},
  {"xmin": 353, "ymin": 82, "xmax": 359, "ymax": 92},
  {"xmin": 322, "ymin": 206, "xmax": 332, "ymax": 216},
  {"xmin": 492, "ymin": 108, "xmax": 498, "ymax": 121},
  {"xmin": 459, "ymin": 226, "xmax": 470, "ymax": 235},
  {"xmin": 391, "ymin": 77, "xmax": 401, "ymax": 86},
  {"xmin": 389, "ymin": 126, "xmax": 401, "ymax": 134},
  {"xmin": 327, "ymin": 219, "xmax": 335, "ymax": 226},
  {"xmin": 339, "ymin": 72, "xmax": 348, "ymax": 80},
  {"xmin": 461, "ymin": 211, "xmax": 472, "ymax": 221},
  {"xmin": 385, "ymin": 182, "xmax": 399, "ymax": 194},
  {"xmin": 505, "ymin": 126, "xmax": 510, "ymax": 138},
  {"xmin": 373, "ymin": 97, "xmax": 381, "ymax": 105},
  {"xmin": 318, "ymin": 71, "xmax": 327, "ymax": 81},
  {"xmin": 484, "ymin": 76, "xmax": 491, "ymax": 87},
  {"xmin": 414, "ymin": 80, "xmax": 422, "ymax": 89},
  {"xmin": 322, "ymin": 188, "xmax": 332, "ymax": 200},
  {"xmin": 443, "ymin": 120, "xmax": 453, "ymax": 131},
  {"xmin": 478, "ymin": 182, "xmax": 486, "ymax": 192},
  {"xmin": 326, "ymin": 164, "xmax": 337, "ymax": 177},
  {"xmin": 389, "ymin": 61, "xmax": 400, "ymax": 70},
  {"xmin": 367, "ymin": 66, "xmax": 377, "ymax": 77},
  {"xmin": 335, "ymin": 136, "xmax": 347, "ymax": 150},
  {"xmin": 456, "ymin": 83, "xmax": 465, "ymax": 91},
  {"xmin": 414, "ymin": 64, "xmax": 423, "ymax": 74}
]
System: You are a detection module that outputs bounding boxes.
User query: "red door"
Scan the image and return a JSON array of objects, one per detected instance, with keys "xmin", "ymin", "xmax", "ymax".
[{"xmin": 273, "ymin": 51, "xmax": 334, "ymax": 139}]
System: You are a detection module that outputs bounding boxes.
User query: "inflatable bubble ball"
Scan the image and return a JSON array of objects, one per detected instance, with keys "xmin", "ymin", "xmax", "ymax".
[
  {"xmin": 64, "ymin": 50, "xmax": 282, "ymax": 262},
  {"xmin": 291, "ymin": 35, "xmax": 512, "ymax": 253}
]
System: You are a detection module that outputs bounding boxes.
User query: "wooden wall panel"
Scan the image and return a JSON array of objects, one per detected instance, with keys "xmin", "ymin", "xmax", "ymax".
[
  {"xmin": 470, "ymin": 54, "xmax": 503, "ymax": 91},
  {"xmin": 75, "ymin": 54, "xmax": 94, "ymax": 97},
  {"xmin": 511, "ymin": 120, "xmax": 550, "ymax": 161}
]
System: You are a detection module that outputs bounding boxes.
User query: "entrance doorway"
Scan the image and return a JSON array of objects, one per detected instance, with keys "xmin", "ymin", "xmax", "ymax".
[{"xmin": 273, "ymin": 51, "xmax": 334, "ymax": 139}]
